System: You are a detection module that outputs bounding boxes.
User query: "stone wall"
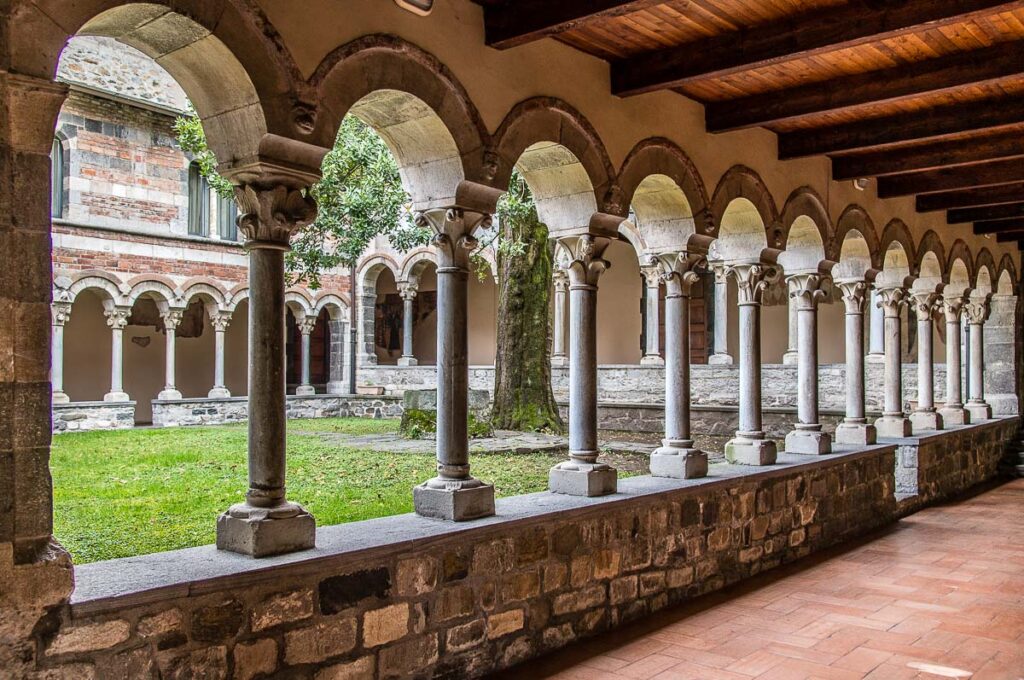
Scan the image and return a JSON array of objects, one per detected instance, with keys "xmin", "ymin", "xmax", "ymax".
[
  {"xmin": 151, "ymin": 395, "xmax": 403, "ymax": 427},
  {"xmin": 361, "ymin": 363, "xmax": 951, "ymax": 414},
  {"xmin": 894, "ymin": 418, "xmax": 1016, "ymax": 512},
  {"xmin": 39, "ymin": 447, "xmax": 896, "ymax": 679},
  {"xmin": 53, "ymin": 402, "xmax": 135, "ymax": 432}
]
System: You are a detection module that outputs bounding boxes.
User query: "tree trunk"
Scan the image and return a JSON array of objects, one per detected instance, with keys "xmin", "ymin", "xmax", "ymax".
[{"xmin": 491, "ymin": 204, "xmax": 564, "ymax": 432}]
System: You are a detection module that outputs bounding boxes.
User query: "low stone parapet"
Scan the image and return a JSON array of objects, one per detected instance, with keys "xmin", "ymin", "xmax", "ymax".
[
  {"xmin": 59, "ymin": 443, "xmax": 897, "ymax": 679},
  {"xmin": 151, "ymin": 394, "xmax": 403, "ymax": 427},
  {"xmin": 53, "ymin": 401, "xmax": 135, "ymax": 432}
]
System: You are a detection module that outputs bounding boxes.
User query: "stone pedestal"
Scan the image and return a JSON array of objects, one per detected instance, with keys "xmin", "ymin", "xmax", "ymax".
[
  {"xmin": 397, "ymin": 356, "xmax": 418, "ymax": 367},
  {"xmin": 835, "ymin": 421, "xmax": 877, "ymax": 446},
  {"xmin": 217, "ymin": 502, "xmax": 316, "ymax": 558},
  {"xmin": 876, "ymin": 415, "xmax": 913, "ymax": 438},
  {"xmin": 549, "ymin": 463, "xmax": 618, "ymax": 497},
  {"xmin": 785, "ymin": 428, "xmax": 831, "ymax": 454},
  {"xmin": 966, "ymin": 402, "xmax": 992, "ymax": 421},
  {"xmin": 413, "ymin": 478, "xmax": 496, "ymax": 521},
  {"xmin": 709, "ymin": 353, "xmax": 734, "ymax": 365},
  {"xmin": 910, "ymin": 410, "xmax": 943, "ymax": 432},
  {"xmin": 651, "ymin": 445, "xmax": 708, "ymax": 479},
  {"xmin": 157, "ymin": 388, "xmax": 183, "ymax": 401},
  {"xmin": 726, "ymin": 436, "xmax": 777, "ymax": 465}
]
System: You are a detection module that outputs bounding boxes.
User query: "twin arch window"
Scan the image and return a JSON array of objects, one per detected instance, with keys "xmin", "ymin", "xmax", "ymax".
[{"xmin": 188, "ymin": 161, "xmax": 238, "ymax": 241}]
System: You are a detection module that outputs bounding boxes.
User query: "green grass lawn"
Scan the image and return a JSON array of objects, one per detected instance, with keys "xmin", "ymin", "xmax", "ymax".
[{"xmin": 51, "ymin": 418, "xmax": 582, "ymax": 564}]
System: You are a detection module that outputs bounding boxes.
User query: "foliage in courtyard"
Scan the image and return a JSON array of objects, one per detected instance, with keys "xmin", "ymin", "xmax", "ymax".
[
  {"xmin": 51, "ymin": 419, "xmax": 573, "ymax": 563},
  {"xmin": 491, "ymin": 173, "xmax": 564, "ymax": 433},
  {"xmin": 399, "ymin": 409, "xmax": 494, "ymax": 440}
]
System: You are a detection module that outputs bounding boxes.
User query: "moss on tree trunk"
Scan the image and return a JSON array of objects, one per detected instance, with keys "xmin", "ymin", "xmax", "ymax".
[{"xmin": 491, "ymin": 189, "xmax": 564, "ymax": 433}]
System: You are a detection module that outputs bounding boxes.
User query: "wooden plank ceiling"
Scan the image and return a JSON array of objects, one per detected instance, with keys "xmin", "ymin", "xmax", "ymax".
[{"xmin": 473, "ymin": 0, "xmax": 1024, "ymax": 249}]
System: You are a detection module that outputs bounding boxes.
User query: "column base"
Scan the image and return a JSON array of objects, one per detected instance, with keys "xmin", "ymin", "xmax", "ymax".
[
  {"xmin": 650, "ymin": 442, "xmax": 707, "ymax": 479},
  {"xmin": 782, "ymin": 351, "xmax": 799, "ymax": 365},
  {"xmin": 52, "ymin": 391, "xmax": 70, "ymax": 404},
  {"xmin": 413, "ymin": 478, "xmax": 495, "ymax": 521},
  {"xmin": 549, "ymin": 460, "xmax": 617, "ymax": 496},
  {"xmin": 640, "ymin": 355, "xmax": 664, "ymax": 367},
  {"xmin": 208, "ymin": 387, "xmax": 231, "ymax": 398},
  {"xmin": 103, "ymin": 391, "xmax": 130, "ymax": 402},
  {"xmin": 725, "ymin": 436, "xmax": 777, "ymax": 465},
  {"xmin": 938, "ymin": 406, "xmax": 970, "ymax": 426},
  {"xmin": 550, "ymin": 355, "xmax": 568, "ymax": 368},
  {"xmin": 708, "ymin": 353, "xmax": 734, "ymax": 366},
  {"xmin": 397, "ymin": 356, "xmax": 419, "ymax": 367},
  {"xmin": 909, "ymin": 409, "xmax": 943, "ymax": 432},
  {"xmin": 865, "ymin": 353, "xmax": 886, "ymax": 365},
  {"xmin": 216, "ymin": 501, "xmax": 316, "ymax": 557},
  {"xmin": 326, "ymin": 381, "xmax": 348, "ymax": 395},
  {"xmin": 966, "ymin": 402, "xmax": 992, "ymax": 421},
  {"xmin": 875, "ymin": 415, "xmax": 912, "ymax": 438},
  {"xmin": 835, "ymin": 421, "xmax": 877, "ymax": 446},
  {"xmin": 295, "ymin": 385, "xmax": 316, "ymax": 396},
  {"xmin": 157, "ymin": 388, "xmax": 182, "ymax": 401},
  {"xmin": 785, "ymin": 428, "xmax": 831, "ymax": 455}
]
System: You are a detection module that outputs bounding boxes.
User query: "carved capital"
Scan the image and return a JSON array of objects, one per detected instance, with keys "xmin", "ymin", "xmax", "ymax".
[
  {"xmin": 909, "ymin": 291, "xmax": 940, "ymax": 322},
  {"xmin": 835, "ymin": 279, "xmax": 868, "ymax": 315},
  {"xmin": 552, "ymin": 268, "xmax": 569, "ymax": 293},
  {"xmin": 210, "ymin": 312, "xmax": 232, "ymax": 333},
  {"xmin": 234, "ymin": 184, "xmax": 317, "ymax": 248},
  {"xmin": 415, "ymin": 207, "xmax": 490, "ymax": 271},
  {"xmin": 104, "ymin": 306, "xmax": 131, "ymax": 330},
  {"xmin": 298, "ymin": 317, "xmax": 318, "ymax": 336},
  {"xmin": 712, "ymin": 263, "xmax": 729, "ymax": 285},
  {"xmin": 399, "ymin": 283, "xmax": 419, "ymax": 302},
  {"xmin": 875, "ymin": 286, "xmax": 909, "ymax": 318},
  {"xmin": 787, "ymin": 273, "xmax": 830, "ymax": 312},
  {"xmin": 640, "ymin": 258, "xmax": 664, "ymax": 289},
  {"xmin": 727, "ymin": 263, "xmax": 779, "ymax": 306},
  {"xmin": 162, "ymin": 309, "xmax": 184, "ymax": 331},
  {"xmin": 561, "ymin": 234, "xmax": 612, "ymax": 289},
  {"xmin": 52, "ymin": 302, "xmax": 73, "ymax": 327},
  {"xmin": 657, "ymin": 252, "xmax": 705, "ymax": 298},
  {"xmin": 964, "ymin": 297, "xmax": 991, "ymax": 325},
  {"xmin": 940, "ymin": 293, "xmax": 968, "ymax": 323}
]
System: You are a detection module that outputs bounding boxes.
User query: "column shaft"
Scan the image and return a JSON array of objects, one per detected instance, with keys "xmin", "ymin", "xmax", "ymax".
[
  {"xmin": 209, "ymin": 315, "xmax": 231, "ymax": 398},
  {"xmin": 709, "ymin": 267, "xmax": 733, "ymax": 364},
  {"xmin": 835, "ymin": 280, "xmax": 876, "ymax": 445},
  {"xmin": 640, "ymin": 266, "xmax": 663, "ymax": 365},
  {"xmin": 874, "ymin": 287, "xmax": 912, "ymax": 437},
  {"xmin": 398, "ymin": 286, "xmax": 418, "ymax": 367},
  {"xmin": 552, "ymin": 274, "xmax": 568, "ymax": 365},
  {"xmin": 52, "ymin": 318, "xmax": 69, "ymax": 403},
  {"xmin": 867, "ymin": 290, "xmax": 885, "ymax": 361},
  {"xmin": 939, "ymin": 295, "xmax": 970, "ymax": 426},
  {"xmin": 103, "ymin": 306, "xmax": 129, "ymax": 402},
  {"xmin": 296, "ymin": 321, "xmax": 316, "ymax": 395},
  {"xmin": 965, "ymin": 297, "xmax": 992, "ymax": 420},
  {"xmin": 785, "ymin": 273, "xmax": 830, "ymax": 454},
  {"xmin": 909, "ymin": 293, "xmax": 942, "ymax": 431}
]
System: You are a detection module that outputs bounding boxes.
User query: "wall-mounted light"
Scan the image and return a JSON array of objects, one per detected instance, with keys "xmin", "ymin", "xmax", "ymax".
[
  {"xmin": 395, "ymin": 0, "xmax": 433, "ymax": 15},
  {"xmin": 853, "ymin": 178, "xmax": 870, "ymax": 191}
]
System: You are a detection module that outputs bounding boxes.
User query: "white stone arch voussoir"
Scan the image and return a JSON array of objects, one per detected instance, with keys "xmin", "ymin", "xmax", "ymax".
[
  {"xmin": 399, "ymin": 248, "xmax": 438, "ymax": 286},
  {"xmin": 313, "ymin": 292, "xmax": 350, "ymax": 320},
  {"xmin": 126, "ymin": 277, "xmax": 182, "ymax": 309},
  {"xmin": 285, "ymin": 289, "xmax": 315, "ymax": 321},
  {"xmin": 67, "ymin": 270, "xmax": 129, "ymax": 305}
]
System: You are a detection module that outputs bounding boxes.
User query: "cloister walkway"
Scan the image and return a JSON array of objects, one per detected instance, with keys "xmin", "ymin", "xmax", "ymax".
[{"xmin": 498, "ymin": 480, "xmax": 1024, "ymax": 680}]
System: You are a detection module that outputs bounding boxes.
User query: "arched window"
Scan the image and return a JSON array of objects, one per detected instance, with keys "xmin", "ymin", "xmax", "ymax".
[
  {"xmin": 187, "ymin": 161, "xmax": 210, "ymax": 237},
  {"xmin": 51, "ymin": 136, "xmax": 65, "ymax": 218},
  {"xmin": 217, "ymin": 194, "xmax": 238, "ymax": 241}
]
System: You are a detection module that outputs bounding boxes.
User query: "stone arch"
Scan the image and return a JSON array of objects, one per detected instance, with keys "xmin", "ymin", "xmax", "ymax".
[
  {"xmin": 310, "ymin": 35, "xmax": 488, "ymax": 208},
  {"xmin": 313, "ymin": 292, "xmax": 350, "ymax": 320},
  {"xmin": 913, "ymin": 231, "xmax": 947, "ymax": 287},
  {"xmin": 996, "ymin": 254, "xmax": 1019, "ymax": 295},
  {"xmin": 358, "ymin": 255, "xmax": 402, "ymax": 294},
  {"xmin": 285, "ymin": 290, "xmax": 315, "ymax": 319},
  {"xmin": 835, "ymin": 229, "xmax": 874, "ymax": 281},
  {"xmin": 125, "ymin": 277, "xmax": 179, "ymax": 309},
  {"xmin": 710, "ymin": 166, "xmax": 779, "ymax": 261},
  {"xmin": 180, "ymin": 279, "xmax": 229, "ymax": 307},
  {"xmin": 617, "ymin": 220, "xmax": 648, "ymax": 260},
  {"xmin": 28, "ymin": 1, "xmax": 309, "ymax": 166},
  {"xmin": 946, "ymin": 240, "xmax": 976, "ymax": 288},
  {"xmin": 492, "ymin": 98, "xmax": 616, "ymax": 231},
  {"xmin": 829, "ymin": 205, "xmax": 878, "ymax": 262},
  {"xmin": 67, "ymin": 270, "xmax": 127, "ymax": 304},
  {"xmin": 778, "ymin": 189, "xmax": 831, "ymax": 274},
  {"xmin": 617, "ymin": 138, "xmax": 712, "ymax": 247},
  {"xmin": 877, "ymin": 219, "xmax": 916, "ymax": 275},
  {"xmin": 400, "ymin": 248, "xmax": 438, "ymax": 285},
  {"xmin": 974, "ymin": 248, "xmax": 997, "ymax": 296}
]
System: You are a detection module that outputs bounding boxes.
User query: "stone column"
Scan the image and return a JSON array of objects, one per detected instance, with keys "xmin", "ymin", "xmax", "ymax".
[
  {"xmin": 550, "ymin": 233, "xmax": 618, "ymax": 495},
  {"xmin": 397, "ymin": 283, "xmax": 419, "ymax": 367},
  {"xmin": 412, "ymin": 208, "xmax": 496, "ymax": 519},
  {"xmin": 724, "ymin": 263, "xmax": 779, "ymax": 465},
  {"xmin": 785, "ymin": 273, "xmax": 831, "ymax": 454},
  {"xmin": 208, "ymin": 312, "xmax": 232, "ymax": 399},
  {"xmin": 874, "ymin": 286, "xmax": 912, "ymax": 437},
  {"xmin": 983, "ymin": 293, "xmax": 1018, "ymax": 415},
  {"xmin": 782, "ymin": 296, "xmax": 799, "ymax": 365},
  {"xmin": 326, "ymin": 317, "xmax": 347, "ymax": 394},
  {"xmin": 640, "ymin": 260, "xmax": 664, "ymax": 366},
  {"xmin": 295, "ymin": 317, "xmax": 317, "ymax": 396},
  {"xmin": 867, "ymin": 289, "xmax": 885, "ymax": 363},
  {"xmin": 650, "ymin": 252, "xmax": 707, "ymax": 478},
  {"xmin": 938, "ymin": 293, "xmax": 970, "ymax": 425},
  {"xmin": 835, "ymin": 280, "xmax": 876, "ymax": 445},
  {"xmin": 157, "ymin": 309, "xmax": 183, "ymax": 401},
  {"xmin": 965, "ymin": 296, "xmax": 993, "ymax": 420},
  {"xmin": 551, "ymin": 269, "xmax": 569, "ymax": 367},
  {"xmin": 217, "ymin": 183, "xmax": 316, "ymax": 557},
  {"xmin": 51, "ymin": 302, "xmax": 72, "ymax": 403},
  {"xmin": 103, "ymin": 304, "xmax": 131, "ymax": 402},
  {"xmin": 359, "ymin": 288, "xmax": 379, "ymax": 367},
  {"xmin": 708, "ymin": 264, "xmax": 734, "ymax": 365},
  {"xmin": 909, "ymin": 292, "xmax": 942, "ymax": 432}
]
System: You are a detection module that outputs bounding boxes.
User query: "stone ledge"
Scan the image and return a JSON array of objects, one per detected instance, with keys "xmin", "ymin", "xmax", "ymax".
[{"xmin": 70, "ymin": 442, "xmax": 894, "ymax": 616}]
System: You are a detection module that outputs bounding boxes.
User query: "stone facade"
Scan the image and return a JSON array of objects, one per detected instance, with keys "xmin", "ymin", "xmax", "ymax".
[
  {"xmin": 41, "ymin": 445, "xmax": 896, "ymax": 680},
  {"xmin": 52, "ymin": 402, "xmax": 136, "ymax": 432},
  {"xmin": 152, "ymin": 395, "xmax": 404, "ymax": 427}
]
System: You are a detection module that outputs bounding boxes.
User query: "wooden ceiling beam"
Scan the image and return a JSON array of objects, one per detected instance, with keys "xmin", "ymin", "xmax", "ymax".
[
  {"xmin": 994, "ymin": 231, "xmax": 1024, "ymax": 243},
  {"xmin": 611, "ymin": 0, "xmax": 1022, "ymax": 96},
  {"xmin": 480, "ymin": 0, "xmax": 662, "ymax": 49},
  {"xmin": 832, "ymin": 130, "xmax": 1024, "ymax": 180},
  {"xmin": 948, "ymin": 202, "xmax": 1024, "ymax": 223},
  {"xmin": 707, "ymin": 41, "xmax": 1024, "ymax": 132},
  {"xmin": 779, "ymin": 97, "xmax": 1024, "ymax": 159},
  {"xmin": 974, "ymin": 217, "xmax": 1024, "ymax": 234},
  {"xmin": 917, "ymin": 182, "xmax": 1024, "ymax": 212},
  {"xmin": 876, "ymin": 158, "xmax": 1024, "ymax": 198}
]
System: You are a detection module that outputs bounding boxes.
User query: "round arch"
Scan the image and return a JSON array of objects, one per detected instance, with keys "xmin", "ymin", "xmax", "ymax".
[
  {"xmin": 710, "ymin": 166, "xmax": 778, "ymax": 261},
  {"xmin": 913, "ymin": 231, "xmax": 947, "ymax": 285},
  {"xmin": 945, "ymin": 240, "xmax": 976, "ymax": 286},
  {"xmin": 877, "ymin": 220, "xmax": 916, "ymax": 274},
  {"xmin": 67, "ymin": 271, "xmax": 127, "ymax": 304},
  {"xmin": 996, "ymin": 253, "xmax": 1019, "ymax": 295}
]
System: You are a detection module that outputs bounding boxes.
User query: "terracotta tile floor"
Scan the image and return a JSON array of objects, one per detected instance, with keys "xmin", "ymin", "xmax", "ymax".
[{"xmin": 497, "ymin": 480, "xmax": 1024, "ymax": 680}]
